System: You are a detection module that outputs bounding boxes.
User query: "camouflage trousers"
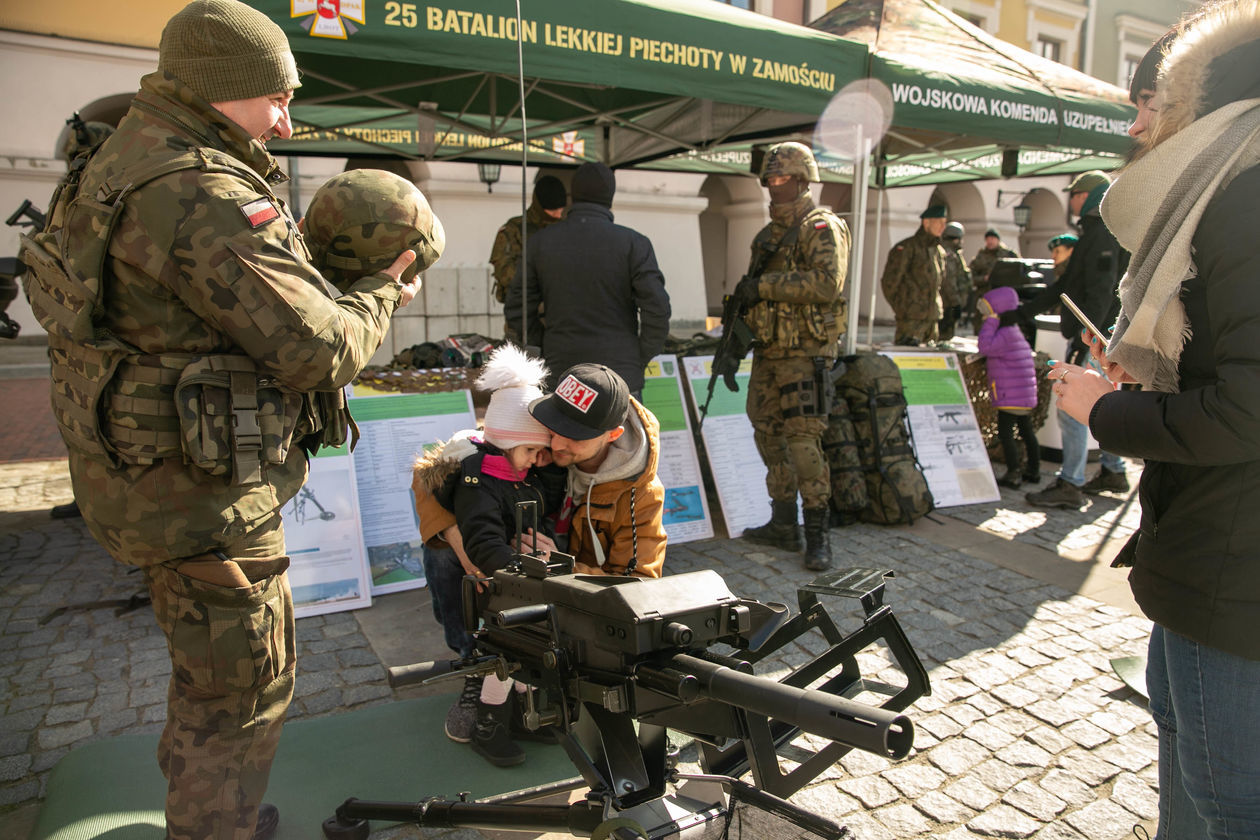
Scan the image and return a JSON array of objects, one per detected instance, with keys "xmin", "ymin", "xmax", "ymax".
[
  {"xmin": 146, "ymin": 532, "xmax": 295, "ymax": 840},
  {"xmin": 746, "ymin": 355, "xmax": 831, "ymax": 509},
  {"xmin": 894, "ymin": 318, "xmax": 939, "ymax": 347}
]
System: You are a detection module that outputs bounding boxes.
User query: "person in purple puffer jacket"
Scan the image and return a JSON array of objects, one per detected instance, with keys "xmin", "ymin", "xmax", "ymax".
[{"xmin": 978, "ymin": 286, "xmax": 1041, "ymax": 488}]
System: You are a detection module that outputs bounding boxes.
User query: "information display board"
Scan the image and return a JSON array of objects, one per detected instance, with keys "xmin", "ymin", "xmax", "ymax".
[
  {"xmin": 640, "ymin": 355, "xmax": 714, "ymax": 543},
  {"xmin": 680, "ymin": 355, "xmax": 769, "ymax": 538},
  {"xmin": 284, "ymin": 441, "xmax": 374, "ymax": 619},
  {"xmin": 880, "ymin": 350, "xmax": 999, "ymax": 507},
  {"xmin": 348, "ymin": 388, "xmax": 477, "ymax": 595}
]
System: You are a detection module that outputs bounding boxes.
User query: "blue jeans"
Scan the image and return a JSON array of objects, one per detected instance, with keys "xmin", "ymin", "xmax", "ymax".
[
  {"xmin": 422, "ymin": 546, "xmax": 475, "ymax": 660},
  {"xmin": 1147, "ymin": 625, "xmax": 1260, "ymax": 839},
  {"xmin": 1057, "ymin": 408, "xmax": 1124, "ymax": 486}
]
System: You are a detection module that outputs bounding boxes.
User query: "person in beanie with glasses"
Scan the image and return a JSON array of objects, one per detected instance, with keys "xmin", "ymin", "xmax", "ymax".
[{"xmin": 29, "ymin": 1, "xmax": 420, "ymax": 836}]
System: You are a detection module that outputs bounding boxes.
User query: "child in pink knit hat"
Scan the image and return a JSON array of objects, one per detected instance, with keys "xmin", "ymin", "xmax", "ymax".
[{"xmin": 413, "ymin": 343, "xmax": 564, "ymax": 767}]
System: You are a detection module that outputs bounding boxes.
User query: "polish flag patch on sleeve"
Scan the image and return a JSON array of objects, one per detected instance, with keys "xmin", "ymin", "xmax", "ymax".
[
  {"xmin": 240, "ymin": 197, "xmax": 280, "ymax": 228},
  {"xmin": 814, "ymin": 219, "xmax": 829, "ymax": 230}
]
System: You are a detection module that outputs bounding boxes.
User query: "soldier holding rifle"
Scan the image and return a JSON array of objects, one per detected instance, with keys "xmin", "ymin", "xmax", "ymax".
[{"xmin": 727, "ymin": 142, "xmax": 849, "ymax": 571}]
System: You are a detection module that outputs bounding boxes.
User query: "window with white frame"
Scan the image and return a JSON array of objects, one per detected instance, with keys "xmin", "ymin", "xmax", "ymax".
[
  {"xmin": 1026, "ymin": 0, "xmax": 1086, "ymax": 67},
  {"xmin": 1115, "ymin": 14, "xmax": 1169, "ymax": 89},
  {"xmin": 948, "ymin": 0, "xmax": 1000, "ymax": 34}
]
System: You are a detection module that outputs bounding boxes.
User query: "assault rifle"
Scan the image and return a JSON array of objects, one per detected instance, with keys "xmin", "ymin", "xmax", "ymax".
[
  {"xmin": 697, "ymin": 287, "xmax": 755, "ymax": 428},
  {"xmin": 324, "ymin": 546, "xmax": 930, "ymax": 840},
  {"xmin": 1, "ymin": 200, "xmax": 48, "ymax": 340}
]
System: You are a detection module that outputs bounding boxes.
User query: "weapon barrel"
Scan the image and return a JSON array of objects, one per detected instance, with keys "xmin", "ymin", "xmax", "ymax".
[
  {"xmin": 670, "ymin": 653, "xmax": 913, "ymax": 759},
  {"xmin": 386, "ymin": 659, "xmax": 454, "ymax": 688}
]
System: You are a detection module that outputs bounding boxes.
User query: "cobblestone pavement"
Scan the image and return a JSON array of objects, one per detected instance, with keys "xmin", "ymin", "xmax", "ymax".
[{"xmin": 0, "ymin": 453, "xmax": 1157, "ymax": 840}]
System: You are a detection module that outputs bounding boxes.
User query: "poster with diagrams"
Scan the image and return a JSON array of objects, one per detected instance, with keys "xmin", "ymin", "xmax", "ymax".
[
  {"xmin": 284, "ymin": 442, "xmax": 374, "ymax": 619},
  {"xmin": 640, "ymin": 355, "xmax": 714, "ymax": 543},
  {"xmin": 680, "ymin": 355, "xmax": 769, "ymax": 539},
  {"xmin": 348, "ymin": 387, "xmax": 477, "ymax": 595},
  {"xmin": 880, "ymin": 350, "xmax": 999, "ymax": 507}
]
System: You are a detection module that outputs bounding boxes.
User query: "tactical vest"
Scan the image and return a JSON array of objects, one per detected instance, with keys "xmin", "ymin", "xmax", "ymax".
[
  {"xmin": 744, "ymin": 208, "xmax": 845, "ymax": 355},
  {"xmin": 20, "ymin": 146, "xmax": 355, "ymax": 485}
]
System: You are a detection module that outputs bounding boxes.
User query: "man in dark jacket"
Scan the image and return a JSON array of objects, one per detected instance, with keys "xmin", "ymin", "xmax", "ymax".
[
  {"xmin": 504, "ymin": 163, "xmax": 671, "ymax": 395},
  {"xmin": 1008, "ymin": 170, "xmax": 1129, "ymax": 508}
]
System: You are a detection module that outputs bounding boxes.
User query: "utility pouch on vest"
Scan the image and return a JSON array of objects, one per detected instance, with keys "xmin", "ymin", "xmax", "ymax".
[
  {"xmin": 305, "ymin": 389, "xmax": 360, "ymax": 454},
  {"xmin": 175, "ymin": 356, "xmax": 303, "ymax": 485}
]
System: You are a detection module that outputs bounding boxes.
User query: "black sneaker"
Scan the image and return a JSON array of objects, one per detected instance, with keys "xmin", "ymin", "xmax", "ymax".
[
  {"xmin": 1082, "ymin": 466, "xmax": 1130, "ymax": 495},
  {"xmin": 1026, "ymin": 478, "xmax": 1087, "ymax": 510},
  {"xmin": 997, "ymin": 469, "xmax": 1022, "ymax": 489},
  {"xmin": 472, "ymin": 699, "xmax": 526, "ymax": 767},
  {"xmin": 444, "ymin": 674, "xmax": 482, "ymax": 743}
]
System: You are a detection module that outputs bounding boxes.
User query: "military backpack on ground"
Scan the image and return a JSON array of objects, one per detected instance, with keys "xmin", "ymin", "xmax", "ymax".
[{"xmin": 825, "ymin": 352, "xmax": 934, "ymax": 526}]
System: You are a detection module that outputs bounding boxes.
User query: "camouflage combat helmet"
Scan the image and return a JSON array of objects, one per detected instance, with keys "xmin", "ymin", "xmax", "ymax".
[
  {"xmin": 759, "ymin": 141, "xmax": 820, "ymax": 185},
  {"xmin": 305, "ymin": 169, "xmax": 445, "ymax": 291}
]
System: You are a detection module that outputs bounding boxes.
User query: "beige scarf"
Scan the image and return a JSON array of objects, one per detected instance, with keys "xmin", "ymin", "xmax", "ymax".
[{"xmin": 1101, "ymin": 98, "xmax": 1260, "ymax": 392}]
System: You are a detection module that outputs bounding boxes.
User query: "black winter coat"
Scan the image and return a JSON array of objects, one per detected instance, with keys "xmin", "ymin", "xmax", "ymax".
[
  {"xmin": 435, "ymin": 442, "xmax": 567, "ymax": 575},
  {"xmin": 1091, "ymin": 165, "xmax": 1260, "ymax": 661},
  {"xmin": 1020, "ymin": 210, "xmax": 1126, "ymax": 362},
  {"xmin": 504, "ymin": 202, "xmax": 671, "ymax": 393}
]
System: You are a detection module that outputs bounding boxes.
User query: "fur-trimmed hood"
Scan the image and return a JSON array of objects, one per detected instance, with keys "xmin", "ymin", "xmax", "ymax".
[
  {"xmin": 411, "ymin": 430, "xmax": 479, "ymax": 495},
  {"xmin": 1147, "ymin": 0, "xmax": 1260, "ymax": 151}
]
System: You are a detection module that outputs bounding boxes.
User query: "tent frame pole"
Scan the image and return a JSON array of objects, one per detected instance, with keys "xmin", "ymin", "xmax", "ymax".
[
  {"xmin": 845, "ymin": 136, "xmax": 870, "ymax": 357},
  {"xmin": 866, "ymin": 184, "xmax": 885, "ymax": 349}
]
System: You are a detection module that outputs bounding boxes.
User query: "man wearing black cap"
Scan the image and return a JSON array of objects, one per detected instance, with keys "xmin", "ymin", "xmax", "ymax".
[
  {"xmin": 490, "ymin": 174, "xmax": 567, "ymax": 344},
  {"xmin": 414, "ymin": 362, "xmax": 666, "ymax": 578},
  {"xmin": 505, "ymin": 162, "xmax": 671, "ymax": 396},
  {"xmin": 880, "ymin": 205, "xmax": 948, "ymax": 345}
]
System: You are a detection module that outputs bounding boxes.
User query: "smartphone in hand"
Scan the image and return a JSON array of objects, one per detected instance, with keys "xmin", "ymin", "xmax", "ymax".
[{"xmin": 1059, "ymin": 293, "xmax": 1108, "ymax": 345}]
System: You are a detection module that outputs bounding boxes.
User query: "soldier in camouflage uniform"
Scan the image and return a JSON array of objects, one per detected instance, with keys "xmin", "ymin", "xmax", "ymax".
[
  {"xmin": 20, "ymin": 2, "xmax": 424, "ymax": 837},
  {"xmin": 490, "ymin": 175, "xmax": 566, "ymax": 343},
  {"xmin": 881, "ymin": 205, "xmax": 948, "ymax": 346},
  {"xmin": 732, "ymin": 142, "xmax": 849, "ymax": 571},
  {"xmin": 969, "ymin": 228, "xmax": 1019, "ymax": 297},
  {"xmin": 939, "ymin": 221, "xmax": 972, "ymax": 340}
]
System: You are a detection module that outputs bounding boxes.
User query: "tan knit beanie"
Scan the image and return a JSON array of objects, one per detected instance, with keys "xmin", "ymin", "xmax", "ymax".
[{"xmin": 159, "ymin": 0, "xmax": 301, "ymax": 103}]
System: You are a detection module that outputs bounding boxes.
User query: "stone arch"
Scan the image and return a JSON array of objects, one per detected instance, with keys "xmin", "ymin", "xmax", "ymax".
[
  {"xmin": 932, "ymin": 181, "xmax": 986, "ymax": 244},
  {"xmin": 1017, "ymin": 187, "xmax": 1068, "ymax": 258}
]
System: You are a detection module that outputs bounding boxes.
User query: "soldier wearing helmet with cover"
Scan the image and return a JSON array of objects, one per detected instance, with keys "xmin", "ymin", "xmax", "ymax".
[
  {"xmin": 17, "ymin": 1, "xmax": 428, "ymax": 837},
  {"xmin": 938, "ymin": 220, "xmax": 972, "ymax": 340},
  {"xmin": 730, "ymin": 141, "xmax": 849, "ymax": 571}
]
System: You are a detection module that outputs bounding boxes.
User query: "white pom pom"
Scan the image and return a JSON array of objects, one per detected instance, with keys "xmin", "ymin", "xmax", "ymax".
[{"xmin": 475, "ymin": 343, "xmax": 549, "ymax": 393}]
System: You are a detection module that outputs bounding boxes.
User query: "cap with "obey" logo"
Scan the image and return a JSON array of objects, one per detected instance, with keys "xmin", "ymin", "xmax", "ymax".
[{"xmin": 529, "ymin": 363, "xmax": 630, "ymax": 440}]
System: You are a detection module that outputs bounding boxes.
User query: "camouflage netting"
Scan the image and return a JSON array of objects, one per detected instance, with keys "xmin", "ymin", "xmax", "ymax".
[{"xmin": 962, "ymin": 350, "xmax": 1055, "ymax": 460}]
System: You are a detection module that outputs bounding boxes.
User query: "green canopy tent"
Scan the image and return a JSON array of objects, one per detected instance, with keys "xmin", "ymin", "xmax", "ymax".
[
  {"xmin": 255, "ymin": 0, "xmax": 869, "ymax": 167},
  {"xmin": 808, "ymin": 0, "xmax": 1135, "ymax": 186}
]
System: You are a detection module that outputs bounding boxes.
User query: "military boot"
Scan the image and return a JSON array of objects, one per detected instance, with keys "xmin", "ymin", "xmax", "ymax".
[
  {"xmin": 802, "ymin": 507, "xmax": 832, "ymax": 571},
  {"xmin": 741, "ymin": 500, "xmax": 803, "ymax": 552}
]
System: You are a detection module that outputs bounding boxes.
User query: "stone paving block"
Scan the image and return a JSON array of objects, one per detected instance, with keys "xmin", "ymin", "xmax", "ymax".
[
  {"xmin": 837, "ymin": 747, "xmax": 892, "ymax": 778},
  {"xmin": 1056, "ymin": 748, "xmax": 1122, "ymax": 787},
  {"xmin": 994, "ymin": 740, "xmax": 1053, "ymax": 769},
  {"xmin": 915, "ymin": 787, "xmax": 977, "ymax": 823},
  {"xmin": 42, "ymin": 701, "xmax": 88, "ymax": 727},
  {"xmin": 1088, "ymin": 710, "xmax": 1137, "ymax": 737},
  {"xmin": 927, "ymin": 738, "xmax": 991, "ymax": 776},
  {"xmin": 1030, "ymin": 822, "xmax": 1088, "ymax": 839},
  {"xmin": 831, "ymin": 809, "xmax": 897, "ymax": 840},
  {"xmin": 1059, "ymin": 719, "xmax": 1112, "ymax": 749},
  {"xmin": 1063, "ymin": 798, "xmax": 1141, "ymax": 840},
  {"xmin": 967, "ymin": 803, "xmax": 1042, "ymax": 838},
  {"xmin": 35, "ymin": 720, "xmax": 91, "ymax": 751},
  {"xmin": 1002, "ymin": 778, "xmax": 1067, "ymax": 821},
  {"xmin": 836, "ymin": 774, "xmax": 899, "ymax": 808},
  {"xmin": 881, "ymin": 763, "xmax": 947, "ymax": 798},
  {"xmin": 791, "ymin": 783, "xmax": 860, "ymax": 818},
  {"xmin": 1111, "ymin": 772, "xmax": 1158, "ymax": 821},
  {"xmin": 964, "ymin": 720, "xmax": 1019, "ymax": 752},
  {"xmin": 870, "ymin": 801, "xmax": 933, "ymax": 835},
  {"xmin": 0, "ymin": 754, "xmax": 32, "ymax": 783},
  {"xmin": 1037, "ymin": 768, "xmax": 1095, "ymax": 808}
]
